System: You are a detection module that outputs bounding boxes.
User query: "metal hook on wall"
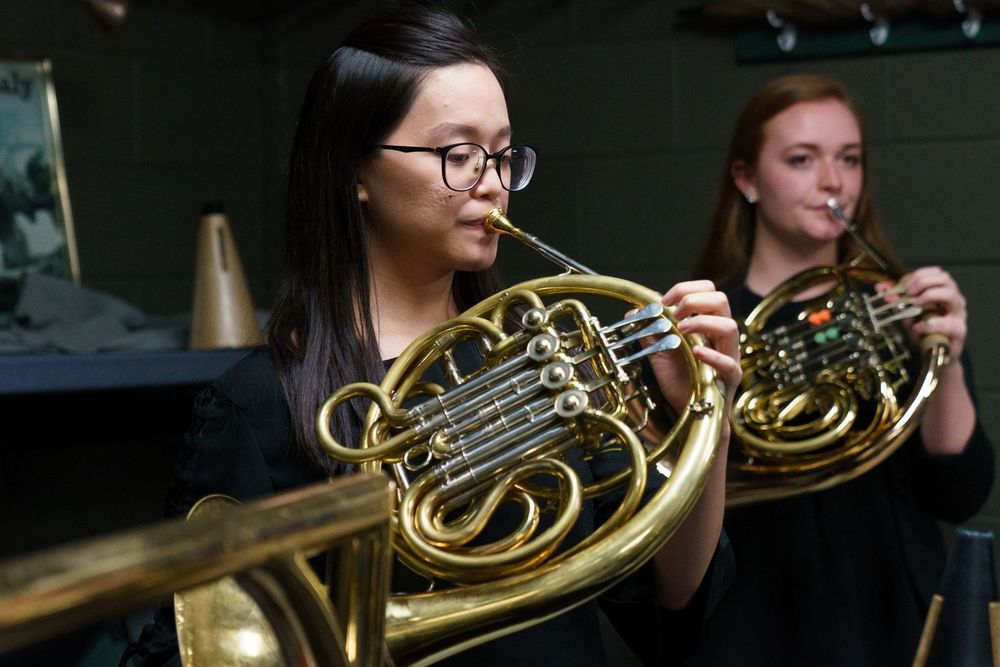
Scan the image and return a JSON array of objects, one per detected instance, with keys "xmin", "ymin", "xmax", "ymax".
[
  {"xmin": 766, "ymin": 9, "xmax": 798, "ymax": 53},
  {"xmin": 860, "ymin": 3, "xmax": 891, "ymax": 47},
  {"xmin": 953, "ymin": 0, "xmax": 982, "ymax": 39},
  {"xmin": 75, "ymin": 0, "xmax": 129, "ymax": 33}
]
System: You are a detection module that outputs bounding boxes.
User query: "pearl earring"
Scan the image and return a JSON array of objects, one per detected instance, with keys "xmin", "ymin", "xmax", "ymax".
[{"xmin": 744, "ymin": 192, "xmax": 756, "ymax": 204}]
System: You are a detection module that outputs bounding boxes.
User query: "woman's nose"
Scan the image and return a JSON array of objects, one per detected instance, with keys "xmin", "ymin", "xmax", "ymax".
[
  {"xmin": 471, "ymin": 158, "xmax": 504, "ymax": 199},
  {"xmin": 818, "ymin": 160, "xmax": 842, "ymax": 191}
]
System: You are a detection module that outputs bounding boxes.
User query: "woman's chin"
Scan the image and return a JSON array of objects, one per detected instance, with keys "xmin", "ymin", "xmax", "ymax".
[
  {"xmin": 807, "ymin": 221, "xmax": 846, "ymax": 243},
  {"xmin": 463, "ymin": 256, "xmax": 498, "ymax": 273},
  {"xmin": 457, "ymin": 244, "xmax": 499, "ymax": 272}
]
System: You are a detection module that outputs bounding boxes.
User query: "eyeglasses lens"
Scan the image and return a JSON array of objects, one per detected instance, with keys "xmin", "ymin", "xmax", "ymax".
[{"xmin": 443, "ymin": 144, "xmax": 536, "ymax": 191}]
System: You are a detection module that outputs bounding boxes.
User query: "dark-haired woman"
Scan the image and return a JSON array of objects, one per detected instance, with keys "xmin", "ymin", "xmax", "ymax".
[
  {"xmin": 687, "ymin": 74, "xmax": 993, "ymax": 666},
  {"xmin": 126, "ymin": 5, "xmax": 740, "ymax": 666}
]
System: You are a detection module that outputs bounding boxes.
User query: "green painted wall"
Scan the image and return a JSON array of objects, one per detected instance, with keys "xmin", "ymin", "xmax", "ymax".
[
  {"xmin": 0, "ymin": 0, "xmax": 272, "ymax": 315},
  {"xmin": 267, "ymin": 1, "xmax": 1000, "ymax": 529},
  {"xmin": 2, "ymin": 0, "xmax": 997, "ymax": 599}
]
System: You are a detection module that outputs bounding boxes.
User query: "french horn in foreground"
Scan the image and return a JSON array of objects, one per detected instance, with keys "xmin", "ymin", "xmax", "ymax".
[
  {"xmin": 311, "ymin": 208, "xmax": 725, "ymax": 663},
  {"xmin": 726, "ymin": 198, "xmax": 949, "ymax": 507}
]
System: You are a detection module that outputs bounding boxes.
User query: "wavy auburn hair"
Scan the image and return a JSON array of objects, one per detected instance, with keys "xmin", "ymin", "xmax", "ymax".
[{"xmin": 693, "ymin": 74, "xmax": 903, "ymax": 287}]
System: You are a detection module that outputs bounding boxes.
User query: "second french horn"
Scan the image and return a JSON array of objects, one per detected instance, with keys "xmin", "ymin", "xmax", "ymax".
[{"xmin": 726, "ymin": 198, "xmax": 949, "ymax": 506}]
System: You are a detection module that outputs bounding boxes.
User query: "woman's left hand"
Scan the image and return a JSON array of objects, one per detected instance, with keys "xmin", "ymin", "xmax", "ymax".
[
  {"xmin": 877, "ymin": 266, "xmax": 976, "ymax": 455},
  {"xmin": 887, "ymin": 266, "xmax": 968, "ymax": 361},
  {"xmin": 645, "ymin": 280, "xmax": 742, "ymax": 418}
]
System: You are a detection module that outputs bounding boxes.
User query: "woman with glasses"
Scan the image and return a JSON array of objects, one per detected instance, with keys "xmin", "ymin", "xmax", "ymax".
[
  {"xmin": 126, "ymin": 5, "xmax": 740, "ymax": 666},
  {"xmin": 686, "ymin": 74, "xmax": 993, "ymax": 667}
]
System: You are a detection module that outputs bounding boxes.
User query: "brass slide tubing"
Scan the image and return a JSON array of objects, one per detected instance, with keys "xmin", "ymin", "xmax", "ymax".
[{"xmin": 0, "ymin": 476, "xmax": 394, "ymax": 667}]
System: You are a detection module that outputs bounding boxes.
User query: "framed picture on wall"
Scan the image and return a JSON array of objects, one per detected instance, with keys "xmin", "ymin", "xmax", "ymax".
[{"xmin": 0, "ymin": 57, "xmax": 80, "ymax": 285}]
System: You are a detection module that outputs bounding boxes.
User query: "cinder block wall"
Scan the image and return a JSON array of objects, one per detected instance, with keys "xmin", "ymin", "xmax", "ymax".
[
  {"xmin": 0, "ymin": 0, "xmax": 271, "ymax": 314},
  {"xmin": 503, "ymin": 4, "xmax": 1000, "ymax": 531},
  {"xmin": 267, "ymin": 1, "xmax": 1000, "ymax": 526},
  {"xmin": 1, "ymin": 0, "xmax": 996, "ymax": 553}
]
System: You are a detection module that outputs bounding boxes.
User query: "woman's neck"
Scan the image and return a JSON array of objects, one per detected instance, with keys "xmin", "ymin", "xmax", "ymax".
[
  {"xmin": 370, "ymin": 262, "xmax": 458, "ymax": 360},
  {"xmin": 745, "ymin": 224, "xmax": 839, "ymax": 298}
]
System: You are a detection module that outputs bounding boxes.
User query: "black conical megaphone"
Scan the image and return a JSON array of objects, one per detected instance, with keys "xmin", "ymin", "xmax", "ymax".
[{"xmin": 914, "ymin": 528, "xmax": 999, "ymax": 666}]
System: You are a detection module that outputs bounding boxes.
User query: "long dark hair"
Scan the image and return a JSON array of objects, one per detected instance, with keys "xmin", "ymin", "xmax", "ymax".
[
  {"xmin": 268, "ymin": 4, "xmax": 508, "ymax": 473},
  {"xmin": 693, "ymin": 74, "xmax": 903, "ymax": 287}
]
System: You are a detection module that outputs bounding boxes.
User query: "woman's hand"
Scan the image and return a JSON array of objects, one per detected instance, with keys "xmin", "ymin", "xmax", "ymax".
[
  {"xmin": 878, "ymin": 266, "xmax": 967, "ymax": 361},
  {"xmin": 905, "ymin": 266, "xmax": 968, "ymax": 361},
  {"xmin": 645, "ymin": 280, "xmax": 742, "ymax": 419},
  {"xmin": 644, "ymin": 280, "xmax": 741, "ymax": 609},
  {"xmin": 877, "ymin": 266, "xmax": 975, "ymax": 454}
]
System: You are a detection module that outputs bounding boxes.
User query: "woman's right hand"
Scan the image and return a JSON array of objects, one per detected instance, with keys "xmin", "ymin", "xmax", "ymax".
[{"xmin": 645, "ymin": 280, "xmax": 742, "ymax": 421}]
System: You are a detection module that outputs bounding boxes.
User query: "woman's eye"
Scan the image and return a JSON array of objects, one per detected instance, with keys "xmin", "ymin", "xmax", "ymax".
[
  {"xmin": 446, "ymin": 152, "xmax": 471, "ymax": 164},
  {"xmin": 787, "ymin": 154, "xmax": 812, "ymax": 167},
  {"xmin": 841, "ymin": 154, "xmax": 862, "ymax": 167}
]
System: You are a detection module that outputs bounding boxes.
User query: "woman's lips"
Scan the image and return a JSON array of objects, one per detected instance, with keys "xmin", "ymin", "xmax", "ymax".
[{"xmin": 460, "ymin": 218, "xmax": 487, "ymax": 230}]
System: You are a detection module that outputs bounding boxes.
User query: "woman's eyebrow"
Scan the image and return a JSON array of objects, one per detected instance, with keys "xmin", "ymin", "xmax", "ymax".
[
  {"xmin": 781, "ymin": 141, "xmax": 861, "ymax": 152},
  {"xmin": 426, "ymin": 123, "xmax": 513, "ymax": 142},
  {"xmin": 427, "ymin": 122, "xmax": 478, "ymax": 141}
]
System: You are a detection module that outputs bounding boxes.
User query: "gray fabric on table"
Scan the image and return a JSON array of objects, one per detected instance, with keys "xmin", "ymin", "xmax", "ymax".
[{"xmin": 0, "ymin": 273, "xmax": 189, "ymax": 353}]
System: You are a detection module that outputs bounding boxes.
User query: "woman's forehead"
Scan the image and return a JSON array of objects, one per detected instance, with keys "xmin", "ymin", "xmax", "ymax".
[
  {"xmin": 763, "ymin": 99, "xmax": 861, "ymax": 150},
  {"xmin": 397, "ymin": 63, "xmax": 510, "ymax": 142}
]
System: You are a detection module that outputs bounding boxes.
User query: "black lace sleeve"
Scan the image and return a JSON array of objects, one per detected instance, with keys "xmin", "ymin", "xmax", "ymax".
[
  {"xmin": 124, "ymin": 349, "xmax": 312, "ymax": 666},
  {"xmin": 163, "ymin": 348, "xmax": 326, "ymax": 519},
  {"xmin": 164, "ymin": 383, "xmax": 276, "ymax": 519}
]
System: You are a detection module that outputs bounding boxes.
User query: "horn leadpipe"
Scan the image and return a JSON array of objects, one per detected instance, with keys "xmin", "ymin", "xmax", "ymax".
[
  {"xmin": 826, "ymin": 198, "xmax": 896, "ymax": 278},
  {"xmin": 826, "ymin": 198, "xmax": 948, "ymax": 348},
  {"xmin": 485, "ymin": 208, "xmax": 680, "ymax": 372},
  {"xmin": 485, "ymin": 208, "xmax": 598, "ymax": 275}
]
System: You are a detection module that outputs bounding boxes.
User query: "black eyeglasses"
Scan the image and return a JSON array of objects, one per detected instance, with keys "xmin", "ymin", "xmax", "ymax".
[{"xmin": 373, "ymin": 143, "xmax": 537, "ymax": 192}]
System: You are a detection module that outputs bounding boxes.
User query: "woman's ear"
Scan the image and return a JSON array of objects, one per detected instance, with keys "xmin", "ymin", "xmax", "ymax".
[
  {"xmin": 731, "ymin": 160, "xmax": 755, "ymax": 201},
  {"xmin": 356, "ymin": 161, "xmax": 369, "ymax": 203}
]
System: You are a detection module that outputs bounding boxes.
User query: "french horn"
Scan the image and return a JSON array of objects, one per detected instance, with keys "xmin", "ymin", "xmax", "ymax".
[
  {"xmin": 309, "ymin": 208, "xmax": 725, "ymax": 663},
  {"xmin": 176, "ymin": 208, "xmax": 725, "ymax": 665},
  {"xmin": 726, "ymin": 198, "xmax": 949, "ymax": 506}
]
